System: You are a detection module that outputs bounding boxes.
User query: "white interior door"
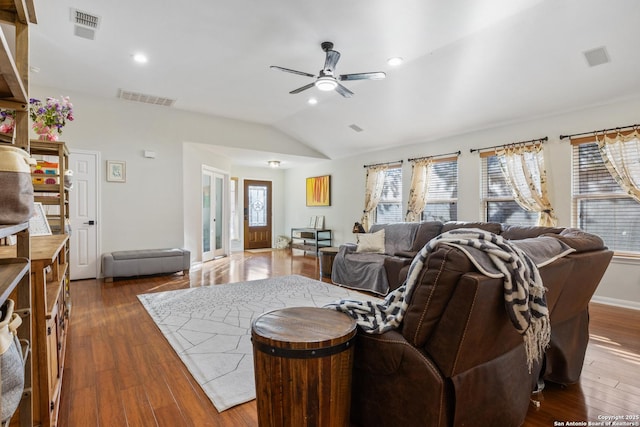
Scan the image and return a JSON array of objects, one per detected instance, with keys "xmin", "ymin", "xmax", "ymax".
[
  {"xmin": 202, "ymin": 167, "xmax": 227, "ymax": 262},
  {"xmin": 69, "ymin": 150, "xmax": 99, "ymax": 280}
]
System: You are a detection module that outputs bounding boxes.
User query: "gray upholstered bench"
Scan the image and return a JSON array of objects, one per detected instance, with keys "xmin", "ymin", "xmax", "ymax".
[{"xmin": 102, "ymin": 248, "xmax": 190, "ymax": 282}]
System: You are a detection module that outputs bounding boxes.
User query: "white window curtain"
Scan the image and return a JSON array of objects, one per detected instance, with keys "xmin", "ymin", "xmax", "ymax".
[
  {"xmin": 496, "ymin": 143, "xmax": 557, "ymax": 226},
  {"xmin": 405, "ymin": 158, "xmax": 433, "ymax": 222},
  {"xmin": 596, "ymin": 128, "xmax": 640, "ymax": 203},
  {"xmin": 361, "ymin": 165, "xmax": 388, "ymax": 231}
]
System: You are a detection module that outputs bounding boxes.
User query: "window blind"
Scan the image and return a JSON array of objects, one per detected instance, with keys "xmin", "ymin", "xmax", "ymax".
[
  {"xmin": 376, "ymin": 165, "xmax": 403, "ymax": 224},
  {"xmin": 422, "ymin": 158, "xmax": 458, "ymax": 222}
]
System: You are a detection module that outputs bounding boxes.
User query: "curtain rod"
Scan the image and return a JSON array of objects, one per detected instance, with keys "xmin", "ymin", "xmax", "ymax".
[
  {"xmin": 363, "ymin": 159, "xmax": 403, "ymax": 168},
  {"xmin": 469, "ymin": 137, "xmax": 548, "ymax": 154},
  {"xmin": 559, "ymin": 123, "xmax": 639, "ymax": 140},
  {"xmin": 408, "ymin": 150, "xmax": 461, "ymax": 162}
]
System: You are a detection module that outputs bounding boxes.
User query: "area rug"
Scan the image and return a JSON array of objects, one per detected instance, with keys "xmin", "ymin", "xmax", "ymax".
[{"xmin": 137, "ymin": 275, "xmax": 380, "ymax": 412}]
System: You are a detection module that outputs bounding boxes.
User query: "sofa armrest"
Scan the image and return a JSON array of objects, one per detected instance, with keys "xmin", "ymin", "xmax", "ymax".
[
  {"xmin": 351, "ymin": 329, "xmax": 449, "ymax": 427},
  {"xmin": 338, "ymin": 242, "xmax": 357, "ymax": 255}
]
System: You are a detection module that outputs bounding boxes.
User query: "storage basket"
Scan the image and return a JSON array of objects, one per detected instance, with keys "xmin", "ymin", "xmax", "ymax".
[
  {"xmin": 0, "ymin": 299, "xmax": 25, "ymax": 423},
  {"xmin": 0, "ymin": 145, "xmax": 35, "ymax": 225}
]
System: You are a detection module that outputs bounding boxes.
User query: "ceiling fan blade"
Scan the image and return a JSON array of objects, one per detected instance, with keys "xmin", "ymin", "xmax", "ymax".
[
  {"xmin": 270, "ymin": 66, "xmax": 315, "ymax": 78},
  {"xmin": 289, "ymin": 82, "xmax": 316, "ymax": 94},
  {"xmin": 323, "ymin": 50, "xmax": 341, "ymax": 73},
  {"xmin": 334, "ymin": 83, "xmax": 354, "ymax": 98},
  {"xmin": 339, "ymin": 71, "xmax": 386, "ymax": 81}
]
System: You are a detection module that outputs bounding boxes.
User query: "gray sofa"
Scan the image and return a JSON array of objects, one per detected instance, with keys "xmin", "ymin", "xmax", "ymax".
[
  {"xmin": 331, "ymin": 221, "xmax": 443, "ymax": 295},
  {"xmin": 102, "ymin": 248, "xmax": 190, "ymax": 282}
]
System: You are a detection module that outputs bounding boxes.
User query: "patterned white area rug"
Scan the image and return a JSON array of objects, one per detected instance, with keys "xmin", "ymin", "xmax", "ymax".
[{"xmin": 137, "ymin": 274, "xmax": 380, "ymax": 412}]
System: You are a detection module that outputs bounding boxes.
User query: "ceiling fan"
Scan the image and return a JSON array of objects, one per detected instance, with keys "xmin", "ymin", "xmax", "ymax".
[{"xmin": 270, "ymin": 41, "xmax": 386, "ymax": 98}]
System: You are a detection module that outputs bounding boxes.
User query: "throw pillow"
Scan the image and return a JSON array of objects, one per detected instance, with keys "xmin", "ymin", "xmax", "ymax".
[{"xmin": 356, "ymin": 229, "xmax": 385, "ymax": 253}]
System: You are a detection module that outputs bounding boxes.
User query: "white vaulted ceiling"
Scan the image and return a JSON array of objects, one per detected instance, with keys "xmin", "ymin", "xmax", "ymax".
[{"xmin": 29, "ymin": 0, "xmax": 640, "ymax": 163}]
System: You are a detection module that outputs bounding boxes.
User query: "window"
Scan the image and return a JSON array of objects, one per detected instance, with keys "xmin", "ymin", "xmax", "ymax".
[
  {"xmin": 481, "ymin": 154, "xmax": 537, "ymax": 225},
  {"xmin": 376, "ymin": 166, "xmax": 403, "ymax": 223},
  {"xmin": 421, "ymin": 158, "xmax": 458, "ymax": 222},
  {"xmin": 572, "ymin": 139, "xmax": 640, "ymax": 254}
]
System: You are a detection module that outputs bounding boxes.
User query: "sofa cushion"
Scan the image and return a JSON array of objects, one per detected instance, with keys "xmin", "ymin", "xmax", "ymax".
[
  {"xmin": 551, "ymin": 228, "xmax": 606, "ymax": 252},
  {"xmin": 370, "ymin": 222, "xmax": 420, "ymax": 255},
  {"xmin": 356, "ymin": 230, "xmax": 386, "ymax": 253},
  {"xmin": 441, "ymin": 221, "xmax": 502, "ymax": 234},
  {"xmin": 501, "ymin": 225, "xmax": 563, "ymax": 240},
  {"xmin": 410, "ymin": 221, "xmax": 444, "ymax": 252}
]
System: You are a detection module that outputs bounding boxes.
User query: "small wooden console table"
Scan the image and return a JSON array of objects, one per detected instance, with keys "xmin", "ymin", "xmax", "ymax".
[{"xmin": 290, "ymin": 228, "xmax": 332, "ymax": 255}]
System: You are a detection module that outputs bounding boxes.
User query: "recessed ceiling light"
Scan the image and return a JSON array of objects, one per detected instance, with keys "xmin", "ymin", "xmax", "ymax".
[
  {"xmin": 387, "ymin": 57, "xmax": 404, "ymax": 66},
  {"xmin": 307, "ymin": 98, "xmax": 318, "ymax": 105},
  {"xmin": 268, "ymin": 160, "xmax": 280, "ymax": 168},
  {"xmin": 133, "ymin": 53, "xmax": 148, "ymax": 64}
]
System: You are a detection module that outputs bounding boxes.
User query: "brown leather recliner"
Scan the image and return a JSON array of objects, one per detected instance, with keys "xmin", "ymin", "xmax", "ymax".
[{"xmin": 350, "ymin": 227, "xmax": 613, "ymax": 427}]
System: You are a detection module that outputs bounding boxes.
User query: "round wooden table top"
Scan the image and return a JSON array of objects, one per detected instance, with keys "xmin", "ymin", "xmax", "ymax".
[{"xmin": 252, "ymin": 307, "xmax": 356, "ymax": 350}]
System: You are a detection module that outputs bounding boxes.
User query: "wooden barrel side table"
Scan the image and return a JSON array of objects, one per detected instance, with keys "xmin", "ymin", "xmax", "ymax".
[
  {"xmin": 251, "ymin": 306, "xmax": 357, "ymax": 427},
  {"xmin": 319, "ymin": 247, "xmax": 339, "ymax": 279}
]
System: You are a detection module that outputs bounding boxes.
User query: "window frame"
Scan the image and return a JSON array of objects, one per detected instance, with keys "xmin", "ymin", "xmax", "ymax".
[
  {"xmin": 571, "ymin": 132, "xmax": 640, "ymax": 257},
  {"xmin": 480, "ymin": 151, "xmax": 538, "ymax": 226},
  {"xmin": 420, "ymin": 156, "xmax": 459, "ymax": 222},
  {"xmin": 375, "ymin": 163, "xmax": 403, "ymax": 224}
]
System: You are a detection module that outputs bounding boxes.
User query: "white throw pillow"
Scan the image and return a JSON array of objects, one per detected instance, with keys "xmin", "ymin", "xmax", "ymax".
[{"xmin": 356, "ymin": 229, "xmax": 386, "ymax": 253}]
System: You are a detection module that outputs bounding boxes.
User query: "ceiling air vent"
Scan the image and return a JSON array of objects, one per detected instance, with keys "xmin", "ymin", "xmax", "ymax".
[
  {"xmin": 71, "ymin": 8, "xmax": 101, "ymax": 40},
  {"xmin": 117, "ymin": 89, "xmax": 176, "ymax": 107},
  {"xmin": 583, "ymin": 46, "xmax": 610, "ymax": 67}
]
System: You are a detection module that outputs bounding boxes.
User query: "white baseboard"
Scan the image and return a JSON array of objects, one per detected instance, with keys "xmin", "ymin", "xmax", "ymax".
[{"xmin": 591, "ymin": 296, "xmax": 640, "ymax": 311}]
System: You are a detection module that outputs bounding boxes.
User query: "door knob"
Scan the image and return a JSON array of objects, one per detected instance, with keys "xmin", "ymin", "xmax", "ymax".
[{"xmin": 84, "ymin": 220, "xmax": 96, "ymax": 225}]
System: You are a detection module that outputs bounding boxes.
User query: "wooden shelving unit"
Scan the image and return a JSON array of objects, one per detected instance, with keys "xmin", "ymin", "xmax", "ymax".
[
  {"xmin": 0, "ymin": 0, "xmax": 37, "ymax": 151},
  {"xmin": 0, "ymin": 1, "xmax": 38, "ymax": 425},
  {"xmin": 0, "ymin": 223, "xmax": 32, "ymax": 427},
  {"xmin": 0, "ymin": 234, "xmax": 70, "ymax": 427},
  {"xmin": 29, "ymin": 140, "xmax": 70, "ymax": 234}
]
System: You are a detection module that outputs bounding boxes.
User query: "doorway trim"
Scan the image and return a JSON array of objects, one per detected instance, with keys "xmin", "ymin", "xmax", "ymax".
[{"xmin": 202, "ymin": 165, "xmax": 229, "ymax": 262}]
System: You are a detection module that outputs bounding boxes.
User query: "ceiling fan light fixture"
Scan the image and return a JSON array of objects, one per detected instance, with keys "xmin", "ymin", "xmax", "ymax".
[{"xmin": 315, "ymin": 77, "xmax": 338, "ymax": 91}]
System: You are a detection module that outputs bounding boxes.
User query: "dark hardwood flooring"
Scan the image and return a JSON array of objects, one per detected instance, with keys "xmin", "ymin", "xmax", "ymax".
[{"xmin": 58, "ymin": 250, "xmax": 640, "ymax": 426}]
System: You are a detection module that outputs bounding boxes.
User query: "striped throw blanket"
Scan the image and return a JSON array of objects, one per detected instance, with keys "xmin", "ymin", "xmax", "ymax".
[{"xmin": 327, "ymin": 228, "xmax": 552, "ymax": 371}]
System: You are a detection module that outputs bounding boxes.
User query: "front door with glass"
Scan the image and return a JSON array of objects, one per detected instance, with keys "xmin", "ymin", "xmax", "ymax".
[{"xmin": 243, "ymin": 180, "xmax": 272, "ymax": 249}]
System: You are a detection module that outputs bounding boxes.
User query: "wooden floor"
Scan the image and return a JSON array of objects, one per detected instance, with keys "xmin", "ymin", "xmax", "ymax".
[{"xmin": 58, "ymin": 250, "xmax": 640, "ymax": 426}]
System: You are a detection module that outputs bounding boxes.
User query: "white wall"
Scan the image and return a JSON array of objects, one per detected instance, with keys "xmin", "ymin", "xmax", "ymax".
[
  {"xmin": 31, "ymin": 85, "xmax": 313, "ymax": 264},
  {"xmin": 284, "ymin": 95, "xmax": 640, "ymax": 308}
]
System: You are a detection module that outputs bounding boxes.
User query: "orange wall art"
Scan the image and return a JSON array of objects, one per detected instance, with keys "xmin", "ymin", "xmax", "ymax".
[{"xmin": 306, "ymin": 175, "xmax": 331, "ymax": 206}]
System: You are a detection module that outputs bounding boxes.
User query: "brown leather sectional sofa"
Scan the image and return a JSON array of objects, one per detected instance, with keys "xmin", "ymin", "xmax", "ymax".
[{"xmin": 347, "ymin": 221, "xmax": 613, "ymax": 427}]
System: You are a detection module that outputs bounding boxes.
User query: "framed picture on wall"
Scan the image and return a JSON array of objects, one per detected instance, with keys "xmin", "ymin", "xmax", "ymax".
[
  {"xmin": 306, "ymin": 175, "xmax": 331, "ymax": 206},
  {"xmin": 107, "ymin": 160, "xmax": 126, "ymax": 182}
]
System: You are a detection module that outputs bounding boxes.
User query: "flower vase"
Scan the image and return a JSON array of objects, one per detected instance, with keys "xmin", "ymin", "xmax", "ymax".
[{"xmin": 35, "ymin": 127, "xmax": 58, "ymax": 142}]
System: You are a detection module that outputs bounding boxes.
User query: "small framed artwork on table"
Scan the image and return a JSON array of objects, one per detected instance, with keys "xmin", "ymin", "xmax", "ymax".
[{"xmin": 107, "ymin": 160, "xmax": 126, "ymax": 182}]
